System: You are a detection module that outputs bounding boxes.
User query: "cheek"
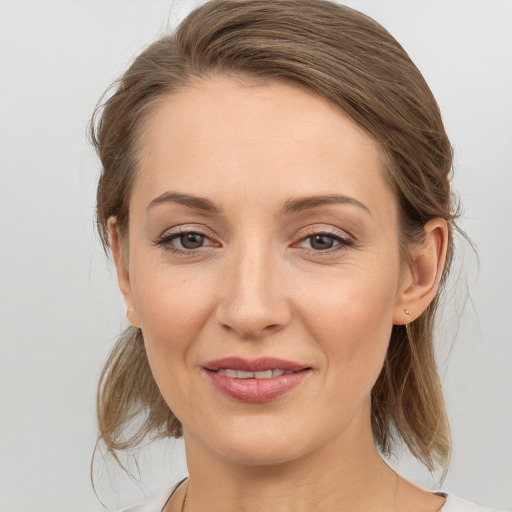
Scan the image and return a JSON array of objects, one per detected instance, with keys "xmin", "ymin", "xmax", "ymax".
[
  {"xmin": 130, "ymin": 262, "xmax": 217, "ymax": 385},
  {"xmin": 129, "ymin": 265, "xmax": 217, "ymax": 418},
  {"xmin": 297, "ymin": 264, "xmax": 399, "ymax": 384},
  {"xmin": 132, "ymin": 261, "xmax": 211, "ymax": 336}
]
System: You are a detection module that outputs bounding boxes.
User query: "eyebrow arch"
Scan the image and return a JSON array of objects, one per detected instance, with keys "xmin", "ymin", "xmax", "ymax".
[
  {"xmin": 147, "ymin": 191, "xmax": 222, "ymax": 213},
  {"xmin": 281, "ymin": 194, "xmax": 372, "ymax": 216},
  {"xmin": 147, "ymin": 191, "xmax": 371, "ymax": 217}
]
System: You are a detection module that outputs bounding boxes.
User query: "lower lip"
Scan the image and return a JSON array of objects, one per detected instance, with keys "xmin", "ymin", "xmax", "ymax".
[{"xmin": 205, "ymin": 369, "xmax": 311, "ymax": 403}]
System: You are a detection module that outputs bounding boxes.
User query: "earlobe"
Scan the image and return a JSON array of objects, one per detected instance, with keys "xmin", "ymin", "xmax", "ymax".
[
  {"xmin": 108, "ymin": 217, "xmax": 142, "ymax": 328},
  {"xmin": 393, "ymin": 218, "xmax": 448, "ymax": 325}
]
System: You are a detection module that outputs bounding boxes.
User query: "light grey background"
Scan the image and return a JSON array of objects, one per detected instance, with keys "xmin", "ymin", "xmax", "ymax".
[{"xmin": 0, "ymin": 1, "xmax": 510, "ymax": 510}]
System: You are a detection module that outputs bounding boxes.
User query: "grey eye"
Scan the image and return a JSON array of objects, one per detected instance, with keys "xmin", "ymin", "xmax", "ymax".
[
  {"xmin": 179, "ymin": 232, "xmax": 205, "ymax": 249},
  {"xmin": 308, "ymin": 234, "xmax": 336, "ymax": 250}
]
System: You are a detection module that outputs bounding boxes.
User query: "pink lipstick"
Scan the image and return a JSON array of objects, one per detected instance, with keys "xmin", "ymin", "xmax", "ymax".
[{"xmin": 203, "ymin": 357, "xmax": 311, "ymax": 403}]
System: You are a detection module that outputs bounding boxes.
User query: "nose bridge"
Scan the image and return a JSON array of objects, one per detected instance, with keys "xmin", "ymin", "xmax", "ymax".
[{"xmin": 216, "ymin": 236, "xmax": 289, "ymax": 337}]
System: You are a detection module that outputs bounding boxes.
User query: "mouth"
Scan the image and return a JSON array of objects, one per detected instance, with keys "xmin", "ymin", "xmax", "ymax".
[
  {"xmin": 204, "ymin": 356, "xmax": 309, "ymax": 373},
  {"xmin": 203, "ymin": 357, "xmax": 312, "ymax": 403},
  {"xmin": 215, "ymin": 368, "xmax": 295, "ymax": 379}
]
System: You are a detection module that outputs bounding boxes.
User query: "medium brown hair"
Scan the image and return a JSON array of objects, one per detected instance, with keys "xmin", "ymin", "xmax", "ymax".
[{"xmin": 91, "ymin": 0, "xmax": 456, "ymax": 472}]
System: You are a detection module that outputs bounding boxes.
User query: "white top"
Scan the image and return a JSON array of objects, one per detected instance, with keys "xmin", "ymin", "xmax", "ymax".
[{"xmin": 121, "ymin": 484, "xmax": 508, "ymax": 512}]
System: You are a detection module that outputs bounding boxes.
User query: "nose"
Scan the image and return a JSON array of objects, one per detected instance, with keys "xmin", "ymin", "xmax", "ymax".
[{"xmin": 215, "ymin": 243, "xmax": 291, "ymax": 339}]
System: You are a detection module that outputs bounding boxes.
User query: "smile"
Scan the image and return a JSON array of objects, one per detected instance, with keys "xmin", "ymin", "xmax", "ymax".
[
  {"xmin": 215, "ymin": 369, "xmax": 293, "ymax": 379},
  {"xmin": 204, "ymin": 357, "xmax": 311, "ymax": 403}
]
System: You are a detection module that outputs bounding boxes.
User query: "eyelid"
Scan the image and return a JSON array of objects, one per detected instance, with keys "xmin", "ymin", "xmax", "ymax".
[
  {"xmin": 292, "ymin": 225, "xmax": 354, "ymax": 253},
  {"xmin": 295, "ymin": 224, "xmax": 353, "ymax": 241},
  {"xmin": 153, "ymin": 224, "xmax": 220, "ymax": 253},
  {"xmin": 157, "ymin": 223, "xmax": 215, "ymax": 239},
  {"xmin": 152, "ymin": 223, "xmax": 353, "ymax": 255}
]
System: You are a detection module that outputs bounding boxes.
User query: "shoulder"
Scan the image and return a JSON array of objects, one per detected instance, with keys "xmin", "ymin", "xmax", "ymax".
[
  {"xmin": 118, "ymin": 485, "xmax": 176, "ymax": 512},
  {"xmin": 118, "ymin": 488, "xmax": 510, "ymax": 512},
  {"xmin": 441, "ymin": 494, "xmax": 510, "ymax": 512}
]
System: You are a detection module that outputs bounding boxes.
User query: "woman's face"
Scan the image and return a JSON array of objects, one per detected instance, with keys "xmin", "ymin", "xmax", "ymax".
[{"xmin": 118, "ymin": 77, "xmax": 409, "ymax": 465}]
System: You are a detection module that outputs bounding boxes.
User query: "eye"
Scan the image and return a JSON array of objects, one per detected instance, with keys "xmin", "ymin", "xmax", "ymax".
[
  {"xmin": 176, "ymin": 232, "xmax": 206, "ymax": 250},
  {"xmin": 154, "ymin": 229, "xmax": 218, "ymax": 254},
  {"xmin": 295, "ymin": 230, "xmax": 352, "ymax": 252},
  {"xmin": 307, "ymin": 234, "xmax": 338, "ymax": 250}
]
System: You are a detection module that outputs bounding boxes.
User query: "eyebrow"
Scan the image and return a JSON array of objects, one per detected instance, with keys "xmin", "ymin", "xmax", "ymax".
[
  {"xmin": 147, "ymin": 191, "xmax": 371, "ymax": 217},
  {"xmin": 281, "ymin": 194, "xmax": 372, "ymax": 216},
  {"xmin": 147, "ymin": 191, "xmax": 222, "ymax": 213}
]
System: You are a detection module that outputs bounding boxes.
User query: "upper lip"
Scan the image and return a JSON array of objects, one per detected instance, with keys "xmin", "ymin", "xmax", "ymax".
[{"xmin": 204, "ymin": 357, "xmax": 310, "ymax": 372}]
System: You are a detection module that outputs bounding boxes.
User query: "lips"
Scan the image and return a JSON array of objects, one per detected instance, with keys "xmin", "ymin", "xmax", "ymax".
[
  {"xmin": 216, "ymin": 368, "xmax": 291, "ymax": 379},
  {"xmin": 203, "ymin": 357, "xmax": 311, "ymax": 403},
  {"xmin": 204, "ymin": 356, "xmax": 308, "ymax": 373}
]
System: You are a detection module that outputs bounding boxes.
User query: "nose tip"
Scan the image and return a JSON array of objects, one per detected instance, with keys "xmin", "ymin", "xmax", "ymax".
[
  {"xmin": 215, "ymin": 255, "xmax": 291, "ymax": 339},
  {"xmin": 216, "ymin": 289, "xmax": 291, "ymax": 339},
  {"xmin": 218, "ymin": 304, "xmax": 288, "ymax": 339}
]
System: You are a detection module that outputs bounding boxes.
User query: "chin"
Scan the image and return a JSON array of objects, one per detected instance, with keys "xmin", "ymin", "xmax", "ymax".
[
  {"xmin": 216, "ymin": 436, "xmax": 310, "ymax": 467},
  {"xmin": 184, "ymin": 412, "xmax": 338, "ymax": 468}
]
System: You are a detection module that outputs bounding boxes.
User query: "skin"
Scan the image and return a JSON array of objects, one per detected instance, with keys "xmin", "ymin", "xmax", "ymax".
[{"xmin": 110, "ymin": 77, "xmax": 448, "ymax": 512}]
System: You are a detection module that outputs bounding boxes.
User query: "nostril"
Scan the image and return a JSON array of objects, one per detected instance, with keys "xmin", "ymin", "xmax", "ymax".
[{"xmin": 214, "ymin": 289, "xmax": 292, "ymax": 338}]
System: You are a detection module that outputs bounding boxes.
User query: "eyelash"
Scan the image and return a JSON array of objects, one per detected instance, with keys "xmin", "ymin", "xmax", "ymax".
[
  {"xmin": 153, "ymin": 228, "xmax": 216, "ymax": 255},
  {"xmin": 295, "ymin": 228, "xmax": 353, "ymax": 255},
  {"xmin": 153, "ymin": 227, "xmax": 353, "ymax": 256}
]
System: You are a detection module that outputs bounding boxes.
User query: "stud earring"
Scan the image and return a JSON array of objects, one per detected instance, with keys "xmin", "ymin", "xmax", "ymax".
[{"xmin": 404, "ymin": 309, "xmax": 411, "ymax": 316}]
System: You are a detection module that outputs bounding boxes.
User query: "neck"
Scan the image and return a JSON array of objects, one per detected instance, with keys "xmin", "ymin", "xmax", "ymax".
[{"xmin": 180, "ymin": 424, "xmax": 403, "ymax": 512}]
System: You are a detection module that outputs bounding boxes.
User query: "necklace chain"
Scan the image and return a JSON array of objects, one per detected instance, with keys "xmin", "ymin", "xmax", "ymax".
[{"xmin": 180, "ymin": 479, "xmax": 190, "ymax": 512}]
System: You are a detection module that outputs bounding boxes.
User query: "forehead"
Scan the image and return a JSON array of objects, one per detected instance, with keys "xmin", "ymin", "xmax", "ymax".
[{"xmin": 133, "ymin": 76, "xmax": 396, "ymax": 221}]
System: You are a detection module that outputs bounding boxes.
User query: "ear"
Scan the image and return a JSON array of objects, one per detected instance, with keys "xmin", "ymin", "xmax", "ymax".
[
  {"xmin": 108, "ymin": 217, "xmax": 141, "ymax": 328},
  {"xmin": 393, "ymin": 218, "xmax": 448, "ymax": 325}
]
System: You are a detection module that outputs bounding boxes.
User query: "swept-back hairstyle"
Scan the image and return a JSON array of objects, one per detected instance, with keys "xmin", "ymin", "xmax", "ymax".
[{"xmin": 91, "ymin": 0, "xmax": 456, "ymax": 472}]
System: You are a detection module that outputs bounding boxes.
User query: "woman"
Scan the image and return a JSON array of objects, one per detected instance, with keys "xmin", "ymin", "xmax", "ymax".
[{"xmin": 90, "ymin": 1, "xmax": 507, "ymax": 511}]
